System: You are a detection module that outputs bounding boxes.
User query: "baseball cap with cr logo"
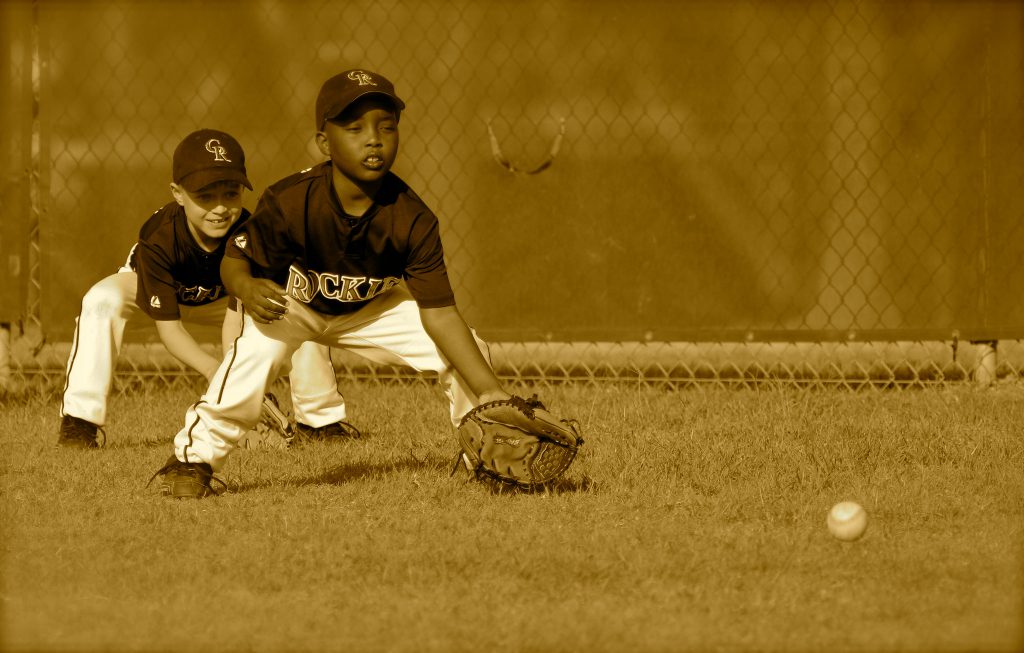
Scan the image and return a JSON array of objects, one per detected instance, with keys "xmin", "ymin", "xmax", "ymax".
[
  {"xmin": 316, "ymin": 69, "xmax": 406, "ymax": 130},
  {"xmin": 172, "ymin": 129, "xmax": 252, "ymax": 192}
]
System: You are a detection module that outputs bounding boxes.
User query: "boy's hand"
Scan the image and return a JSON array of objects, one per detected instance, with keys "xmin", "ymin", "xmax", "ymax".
[{"xmin": 238, "ymin": 278, "xmax": 289, "ymax": 324}]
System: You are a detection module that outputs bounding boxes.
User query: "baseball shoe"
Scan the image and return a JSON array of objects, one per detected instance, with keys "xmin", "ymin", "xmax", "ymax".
[
  {"xmin": 293, "ymin": 420, "xmax": 362, "ymax": 444},
  {"xmin": 150, "ymin": 455, "xmax": 223, "ymax": 499},
  {"xmin": 57, "ymin": 415, "xmax": 106, "ymax": 448}
]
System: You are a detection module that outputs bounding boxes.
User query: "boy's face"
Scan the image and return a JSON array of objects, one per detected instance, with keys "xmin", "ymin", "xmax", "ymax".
[
  {"xmin": 316, "ymin": 96, "xmax": 399, "ymax": 188},
  {"xmin": 170, "ymin": 180, "xmax": 244, "ymax": 248}
]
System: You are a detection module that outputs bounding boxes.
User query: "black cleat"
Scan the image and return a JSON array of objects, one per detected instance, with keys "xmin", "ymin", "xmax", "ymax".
[
  {"xmin": 293, "ymin": 421, "xmax": 362, "ymax": 444},
  {"xmin": 57, "ymin": 415, "xmax": 105, "ymax": 449}
]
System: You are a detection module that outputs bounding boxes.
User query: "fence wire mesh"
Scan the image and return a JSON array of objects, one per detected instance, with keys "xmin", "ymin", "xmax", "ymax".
[{"xmin": 1, "ymin": 0, "xmax": 1023, "ymax": 394}]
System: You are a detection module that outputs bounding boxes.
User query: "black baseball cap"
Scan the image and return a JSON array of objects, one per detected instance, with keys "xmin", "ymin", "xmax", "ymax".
[
  {"xmin": 172, "ymin": 129, "xmax": 252, "ymax": 192},
  {"xmin": 316, "ymin": 69, "xmax": 405, "ymax": 129}
]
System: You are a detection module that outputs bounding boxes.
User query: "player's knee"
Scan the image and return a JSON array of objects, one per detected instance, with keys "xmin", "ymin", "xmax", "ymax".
[{"xmin": 80, "ymin": 282, "xmax": 128, "ymax": 318}]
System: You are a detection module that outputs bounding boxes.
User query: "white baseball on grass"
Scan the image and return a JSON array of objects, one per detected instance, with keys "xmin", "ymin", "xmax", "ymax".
[{"xmin": 827, "ymin": 501, "xmax": 868, "ymax": 541}]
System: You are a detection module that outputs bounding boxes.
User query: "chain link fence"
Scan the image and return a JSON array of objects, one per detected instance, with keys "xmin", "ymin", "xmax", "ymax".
[{"xmin": 2, "ymin": 0, "xmax": 1023, "ymax": 393}]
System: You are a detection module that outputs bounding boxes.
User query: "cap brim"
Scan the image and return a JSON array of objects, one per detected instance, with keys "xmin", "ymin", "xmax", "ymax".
[
  {"xmin": 179, "ymin": 168, "xmax": 253, "ymax": 192},
  {"xmin": 323, "ymin": 91, "xmax": 405, "ymax": 126}
]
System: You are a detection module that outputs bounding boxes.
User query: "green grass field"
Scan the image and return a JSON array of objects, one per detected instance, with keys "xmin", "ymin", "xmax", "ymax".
[{"xmin": 2, "ymin": 381, "xmax": 1022, "ymax": 652}]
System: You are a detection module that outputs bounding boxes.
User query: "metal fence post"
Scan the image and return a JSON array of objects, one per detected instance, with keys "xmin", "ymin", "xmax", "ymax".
[
  {"xmin": 0, "ymin": 323, "xmax": 10, "ymax": 389},
  {"xmin": 974, "ymin": 340, "xmax": 998, "ymax": 388}
]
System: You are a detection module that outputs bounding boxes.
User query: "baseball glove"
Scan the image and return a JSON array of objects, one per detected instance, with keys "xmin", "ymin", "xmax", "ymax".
[
  {"xmin": 239, "ymin": 393, "xmax": 293, "ymax": 450},
  {"xmin": 453, "ymin": 394, "xmax": 583, "ymax": 491}
]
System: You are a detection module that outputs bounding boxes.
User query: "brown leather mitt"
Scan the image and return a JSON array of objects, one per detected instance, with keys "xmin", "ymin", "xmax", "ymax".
[{"xmin": 454, "ymin": 395, "xmax": 583, "ymax": 491}]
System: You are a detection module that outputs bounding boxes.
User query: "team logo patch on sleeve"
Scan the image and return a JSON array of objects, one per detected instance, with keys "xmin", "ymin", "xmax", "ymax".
[
  {"xmin": 234, "ymin": 234, "xmax": 247, "ymax": 249},
  {"xmin": 149, "ymin": 295, "xmax": 162, "ymax": 309}
]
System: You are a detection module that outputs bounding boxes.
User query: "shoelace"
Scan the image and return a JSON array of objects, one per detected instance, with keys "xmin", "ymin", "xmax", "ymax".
[
  {"xmin": 64, "ymin": 420, "xmax": 107, "ymax": 447},
  {"xmin": 204, "ymin": 473, "xmax": 228, "ymax": 496},
  {"xmin": 450, "ymin": 451, "xmax": 476, "ymax": 478}
]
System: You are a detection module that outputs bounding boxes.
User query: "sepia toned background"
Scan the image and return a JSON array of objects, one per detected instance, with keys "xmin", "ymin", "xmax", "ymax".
[{"xmin": 2, "ymin": 0, "xmax": 1023, "ymax": 389}]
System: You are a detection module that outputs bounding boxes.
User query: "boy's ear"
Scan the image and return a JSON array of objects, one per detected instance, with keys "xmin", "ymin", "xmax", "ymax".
[
  {"xmin": 314, "ymin": 132, "xmax": 331, "ymax": 157},
  {"xmin": 169, "ymin": 182, "xmax": 186, "ymax": 206}
]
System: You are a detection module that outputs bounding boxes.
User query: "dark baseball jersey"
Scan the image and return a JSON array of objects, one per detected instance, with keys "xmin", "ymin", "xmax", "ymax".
[
  {"xmin": 225, "ymin": 162, "xmax": 455, "ymax": 315},
  {"xmin": 132, "ymin": 202, "xmax": 251, "ymax": 320}
]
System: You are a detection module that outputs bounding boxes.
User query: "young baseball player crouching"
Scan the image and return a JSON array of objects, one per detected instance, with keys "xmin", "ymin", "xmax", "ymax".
[
  {"xmin": 59, "ymin": 129, "xmax": 355, "ymax": 448},
  {"xmin": 152, "ymin": 70, "xmax": 511, "ymax": 498}
]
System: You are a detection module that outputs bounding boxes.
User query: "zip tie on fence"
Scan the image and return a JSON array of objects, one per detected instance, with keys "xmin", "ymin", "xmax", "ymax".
[{"xmin": 486, "ymin": 117, "xmax": 566, "ymax": 175}]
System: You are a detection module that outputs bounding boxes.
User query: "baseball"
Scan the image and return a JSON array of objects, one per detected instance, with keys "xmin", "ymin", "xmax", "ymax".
[{"xmin": 827, "ymin": 501, "xmax": 868, "ymax": 541}]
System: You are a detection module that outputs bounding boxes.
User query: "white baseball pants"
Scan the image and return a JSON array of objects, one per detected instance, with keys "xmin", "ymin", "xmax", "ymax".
[
  {"xmin": 175, "ymin": 285, "xmax": 489, "ymax": 470},
  {"xmin": 61, "ymin": 265, "xmax": 346, "ymax": 428}
]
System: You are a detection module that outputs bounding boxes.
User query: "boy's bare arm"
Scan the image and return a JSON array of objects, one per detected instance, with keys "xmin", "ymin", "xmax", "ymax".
[
  {"xmin": 220, "ymin": 256, "xmax": 288, "ymax": 324},
  {"xmin": 155, "ymin": 319, "xmax": 220, "ymax": 380},
  {"xmin": 419, "ymin": 305, "xmax": 509, "ymax": 404}
]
